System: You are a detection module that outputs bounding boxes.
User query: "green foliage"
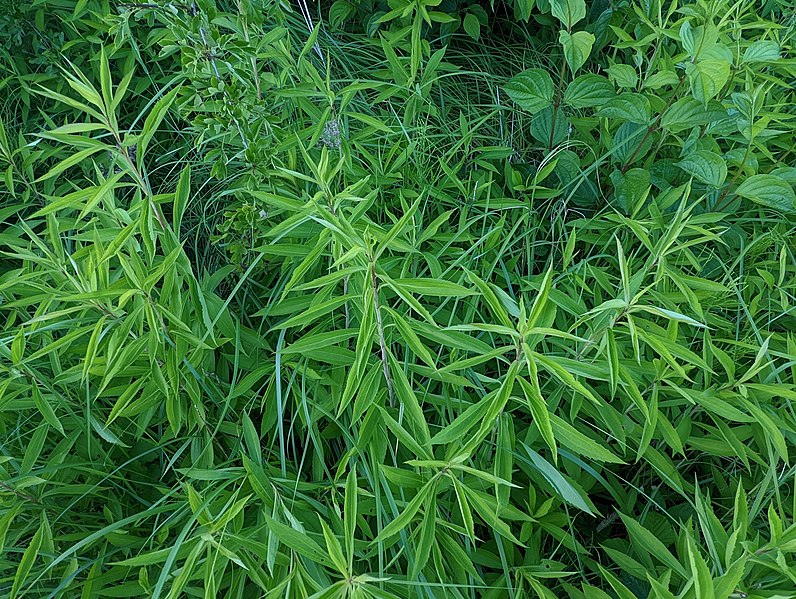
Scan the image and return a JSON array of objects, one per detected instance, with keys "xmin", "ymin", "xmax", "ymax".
[{"xmin": 1, "ymin": 0, "xmax": 796, "ymax": 597}]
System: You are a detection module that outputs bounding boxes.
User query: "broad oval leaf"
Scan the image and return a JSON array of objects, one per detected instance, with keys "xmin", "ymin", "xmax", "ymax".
[
  {"xmin": 549, "ymin": 0, "xmax": 586, "ymax": 27},
  {"xmin": 505, "ymin": 68, "xmax": 554, "ymax": 114},
  {"xmin": 563, "ymin": 74, "xmax": 614, "ymax": 108},
  {"xmin": 676, "ymin": 150, "xmax": 727, "ymax": 186},
  {"xmin": 596, "ymin": 92, "xmax": 651, "ymax": 124},
  {"xmin": 661, "ymin": 97, "xmax": 704, "ymax": 133},
  {"xmin": 686, "ymin": 59, "xmax": 730, "ymax": 106},
  {"xmin": 463, "ymin": 13, "xmax": 480, "ymax": 40},
  {"xmin": 742, "ymin": 40, "xmax": 780, "ymax": 63},
  {"xmin": 559, "ymin": 30, "xmax": 595, "ymax": 74},
  {"xmin": 734, "ymin": 174, "xmax": 796, "ymax": 213},
  {"xmin": 606, "ymin": 64, "xmax": 638, "ymax": 88}
]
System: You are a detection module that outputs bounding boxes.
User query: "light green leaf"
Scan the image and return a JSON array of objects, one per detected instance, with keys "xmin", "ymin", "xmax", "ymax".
[
  {"xmin": 533, "ymin": 351, "xmax": 600, "ymax": 405},
  {"xmin": 31, "ymin": 387, "xmax": 65, "ymax": 435},
  {"xmin": 549, "ymin": 0, "xmax": 586, "ymax": 27},
  {"xmin": 344, "ymin": 466, "xmax": 357, "ymax": 567},
  {"xmin": 373, "ymin": 478, "xmax": 435, "ymax": 542},
  {"xmin": 734, "ymin": 174, "xmax": 796, "ymax": 213},
  {"xmin": 10, "ymin": 518, "xmax": 44, "ymax": 599},
  {"xmin": 140, "ymin": 86, "xmax": 180, "ymax": 160},
  {"xmin": 517, "ymin": 374, "xmax": 557, "ymax": 459},
  {"xmin": 644, "ymin": 70, "xmax": 680, "ymax": 89},
  {"xmin": 378, "ymin": 407, "xmax": 433, "ymax": 461},
  {"xmin": 686, "ymin": 59, "xmax": 730, "ymax": 106},
  {"xmin": 559, "ymin": 30, "xmax": 595, "ymax": 74},
  {"xmin": 742, "ymin": 40, "xmax": 780, "ymax": 63},
  {"xmin": 389, "ymin": 277, "xmax": 475, "ymax": 297},
  {"xmin": 606, "ymin": 64, "xmax": 638, "ymax": 88},
  {"xmin": 33, "ymin": 147, "xmax": 105, "ymax": 183},
  {"xmin": 388, "ymin": 350, "xmax": 432, "ymax": 450},
  {"xmin": 430, "ymin": 395, "xmax": 492, "ymax": 445},
  {"xmin": 549, "ymin": 414, "xmax": 625, "ymax": 464},
  {"xmin": 687, "ymin": 535, "xmax": 714, "ymax": 599},
  {"xmin": 410, "ymin": 494, "xmax": 436, "ymax": 578},
  {"xmin": 320, "ymin": 519, "xmax": 348, "ymax": 575}
]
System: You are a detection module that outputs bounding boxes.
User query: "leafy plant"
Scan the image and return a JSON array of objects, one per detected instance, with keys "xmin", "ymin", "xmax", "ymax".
[{"xmin": 1, "ymin": 0, "xmax": 796, "ymax": 597}]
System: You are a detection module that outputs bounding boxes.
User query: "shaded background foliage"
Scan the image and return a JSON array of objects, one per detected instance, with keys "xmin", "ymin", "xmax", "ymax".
[{"xmin": 1, "ymin": 0, "xmax": 796, "ymax": 597}]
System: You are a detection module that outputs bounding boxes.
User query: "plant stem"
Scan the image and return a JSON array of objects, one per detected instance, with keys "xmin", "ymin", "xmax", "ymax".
[
  {"xmin": 370, "ymin": 253, "xmax": 394, "ymax": 407},
  {"xmin": 548, "ymin": 52, "xmax": 569, "ymax": 152}
]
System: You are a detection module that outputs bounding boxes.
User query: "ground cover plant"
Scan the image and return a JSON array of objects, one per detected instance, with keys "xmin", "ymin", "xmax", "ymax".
[{"xmin": 1, "ymin": 0, "xmax": 796, "ymax": 596}]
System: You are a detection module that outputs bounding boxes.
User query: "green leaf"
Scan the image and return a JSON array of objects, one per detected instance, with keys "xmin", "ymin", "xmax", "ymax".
[
  {"xmin": 596, "ymin": 93, "xmax": 651, "ymax": 124},
  {"xmin": 174, "ymin": 165, "xmax": 190, "ymax": 236},
  {"xmin": 661, "ymin": 97, "xmax": 703, "ymax": 133},
  {"xmin": 563, "ymin": 74, "xmax": 614, "ymax": 108},
  {"xmin": 262, "ymin": 515, "xmax": 332, "ymax": 567},
  {"xmin": 34, "ymin": 147, "xmax": 105, "ymax": 183},
  {"xmin": 606, "ymin": 64, "xmax": 638, "ymax": 88},
  {"xmin": 549, "ymin": 0, "xmax": 586, "ymax": 27},
  {"xmin": 549, "ymin": 414, "xmax": 625, "ymax": 464},
  {"xmin": 559, "ymin": 30, "xmax": 595, "ymax": 74},
  {"xmin": 676, "ymin": 150, "xmax": 727, "ymax": 186},
  {"xmin": 532, "ymin": 352, "xmax": 600, "ymax": 405},
  {"xmin": 461, "ymin": 361, "xmax": 520, "ymax": 456},
  {"xmin": 687, "ymin": 535, "xmax": 714, "ymax": 599},
  {"xmin": 329, "ymin": 0, "xmax": 355, "ymax": 28},
  {"xmin": 522, "ymin": 444, "xmax": 595, "ymax": 514},
  {"xmin": 505, "ymin": 68, "xmax": 555, "ymax": 114},
  {"xmin": 430, "ymin": 395, "xmax": 492, "ymax": 445},
  {"xmin": 140, "ymin": 86, "xmax": 180, "ymax": 160},
  {"xmin": 517, "ymin": 375, "xmax": 557, "ymax": 458},
  {"xmin": 270, "ymin": 294, "xmax": 357, "ymax": 329},
  {"xmin": 686, "ymin": 59, "xmax": 730, "ymax": 106},
  {"xmin": 611, "ymin": 167, "xmax": 650, "ymax": 213},
  {"xmin": 644, "ymin": 70, "xmax": 680, "ymax": 89},
  {"xmin": 374, "ymin": 198, "xmax": 421, "ymax": 260},
  {"xmin": 619, "ymin": 513, "xmax": 687, "ymax": 577},
  {"xmin": 344, "ymin": 466, "xmax": 357, "ymax": 567},
  {"xmin": 734, "ymin": 174, "xmax": 796, "ymax": 212},
  {"xmin": 597, "ymin": 565, "xmax": 638, "ymax": 599},
  {"xmin": 320, "ymin": 519, "xmax": 348, "ymax": 575},
  {"xmin": 10, "ymin": 517, "xmax": 44, "ymax": 599},
  {"xmin": 531, "ymin": 105, "xmax": 569, "ymax": 146},
  {"xmin": 31, "ymin": 386, "xmax": 65, "ymax": 436},
  {"xmin": 373, "ymin": 478, "xmax": 435, "ymax": 542},
  {"xmin": 388, "ymin": 350, "xmax": 432, "ymax": 450},
  {"xmin": 742, "ymin": 40, "xmax": 780, "ymax": 63},
  {"xmin": 389, "ymin": 277, "xmax": 475, "ymax": 297},
  {"xmin": 282, "ymin": 329, "xmax": 358, "ymax": 355},
  {"xmin": 410, "ymin": 494, "xmax": 436, "ymax": 578},
  {"xmin": 378, "ymin": 407, "xmax": 433, "ymax": 461},
  {"xmin": 463, "ymin": 13, "xmax": 480, "ymax": 40},
  {"xmin": 466, "ymin": 271, "xmax": 515, "ymax": 329},
  {"xmin": 387, "ymin": 308, "xmax": 436, "ymax": 368},
  {"xmin": 715, "ymin": 556, "xmax": 748, "ymax": 599}
]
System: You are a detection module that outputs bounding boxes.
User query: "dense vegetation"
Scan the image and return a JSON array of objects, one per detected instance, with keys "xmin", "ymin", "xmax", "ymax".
[{"xmin": 1, "ymin": 0, "xmax": 795, "ymax": 596}]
